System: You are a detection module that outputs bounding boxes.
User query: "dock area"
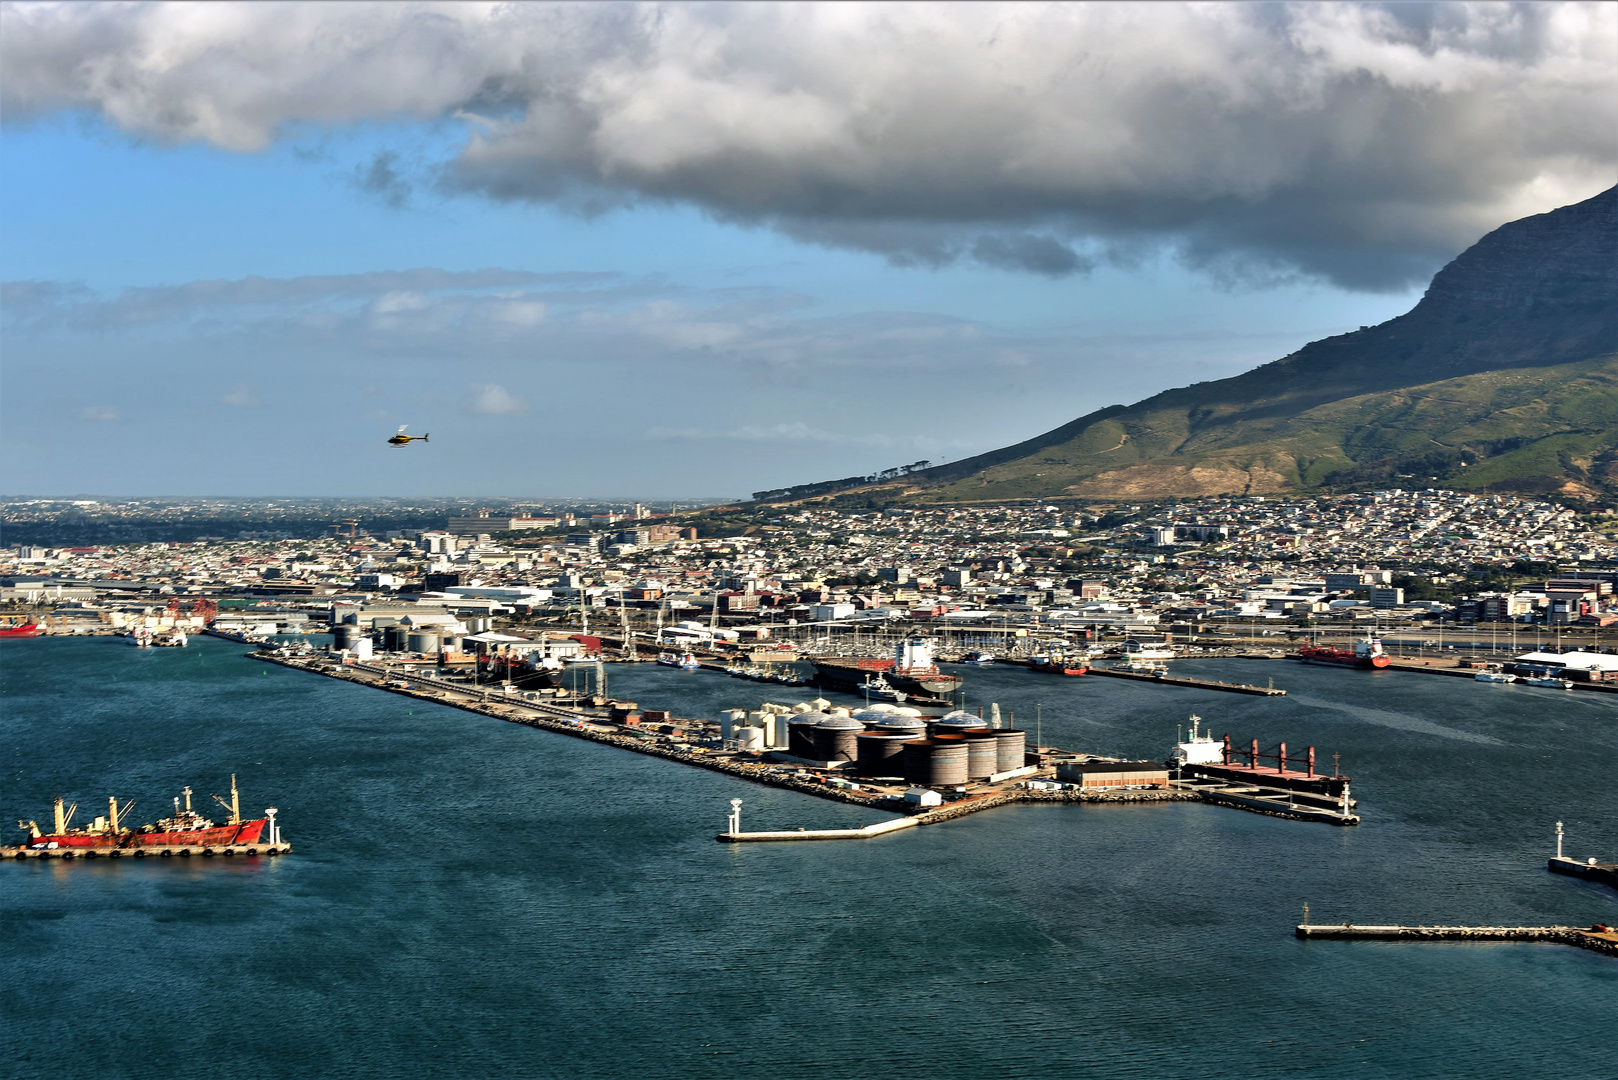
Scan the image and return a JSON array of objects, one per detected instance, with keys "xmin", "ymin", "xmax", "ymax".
[
  {"xmin": 4, "ymin": 842, "xmax": 291, "ymax": 860},
  {"xmin": 1296, "ymin": 923, "xmax": 1618, "ymax": 959},
  {"xmin": 245, "ymin": 649, "xmax": 1350, "ymax": 833}
]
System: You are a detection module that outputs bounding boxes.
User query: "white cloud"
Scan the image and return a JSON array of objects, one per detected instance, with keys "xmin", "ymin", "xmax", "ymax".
[
  {"xmin": 222, "ymin": 383, "xmax": 258, "ymax": 407},
  {"xmin": 79, "ymin": 405, "xmax": 118, "ymax": 422},
  {"xmin": 466, "ymin": 383, "xmax": 527, "ymax": 416},
  {"xmin": 3, "ymin": 2, "xmax": 1612, "ymax": 288}
]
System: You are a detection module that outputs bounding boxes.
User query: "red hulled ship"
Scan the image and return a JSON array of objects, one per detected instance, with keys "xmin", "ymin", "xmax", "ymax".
[
  {"xmin": 1297, "ymin": 636, "xmax": 1390, "ymax": 669},
  {"xmin": 0, "ymin": 622, "xmax": 42, "ymax": 638},
  {"xmin": 16, "ymin": 776, "xmax": 269, "ymax": 850},
  {"xmin": 1029, "ymin": 654, "xmax": 1089, "ymax": 676}
]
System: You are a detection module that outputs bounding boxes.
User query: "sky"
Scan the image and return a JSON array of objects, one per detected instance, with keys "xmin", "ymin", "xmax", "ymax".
[{"xmin": 2, "ymin": 1, "xmax": 1614, "ymax": 500}]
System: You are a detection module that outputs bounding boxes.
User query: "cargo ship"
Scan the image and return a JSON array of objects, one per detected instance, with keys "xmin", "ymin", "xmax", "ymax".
[
  {"xmin": 1296, "ymin": 636, "xmax": 1389, "ymax": 669},
  {"xmin": 810, "ymin": 638, "xmax": 962, "ymax": 705},
  {"xmin": 16, "ymin": 776, "xmax": 270, "ymax": 850},
  {"xmin": 1167, "ymin": 717, "xmax": 1350, "ymax": 797},
  {"xmin": 0, "ymin": 622, "xmax": 42, "ymax": 638}
]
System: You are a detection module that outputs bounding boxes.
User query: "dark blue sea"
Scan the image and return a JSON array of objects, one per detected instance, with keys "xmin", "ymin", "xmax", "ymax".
[{"xmin": 2, "ymin": 637, "xmax": 1614, "ymax": 1079}]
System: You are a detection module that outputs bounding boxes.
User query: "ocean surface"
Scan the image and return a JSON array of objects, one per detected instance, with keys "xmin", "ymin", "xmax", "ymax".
[{"xmin": 2, "ymin": 636, "xmax": 1614, "ymax": 1080}]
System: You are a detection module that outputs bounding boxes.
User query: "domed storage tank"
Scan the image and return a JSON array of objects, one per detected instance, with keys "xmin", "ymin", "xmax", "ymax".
[
  {"xmin": 407, "ymin": 631, "xmax": 441, "ymax": 654},
  {"xmin": 928, "ymin": 710, "xmax": 989, "ymax": 738},
  {"xmin": 855, "ymin": 732, "xmax": 912, "ymax": 777},
  {"xmin": 927, "ymin": 740, "xmax": 970, "ymax": 786},
  {"xmin": 788, "ymin": 714, "xmax": 828, "ymax": 758},
  {"xmin": 963, "ymin": 730, "xmax": 1000, "ymax": 780},
  {"xmin": 902, "ymin": 740, "xmax": 936, "ymax": 785},
  {"xmin": 873, "ymin": 715, "xmax": 928, "ymax": 738},
  {"xmin": 812, "ymin": 715, "xmax": 864, "ymax": 762},
  {"xmin": 995, "ymin": 729, "xmax": 1028, "ymax": 774}
]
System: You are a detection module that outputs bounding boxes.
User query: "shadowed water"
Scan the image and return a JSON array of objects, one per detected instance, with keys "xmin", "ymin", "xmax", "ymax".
[{"xmin": 2, "ymin": 638, "xmax": 1614, "ymax": 1079}]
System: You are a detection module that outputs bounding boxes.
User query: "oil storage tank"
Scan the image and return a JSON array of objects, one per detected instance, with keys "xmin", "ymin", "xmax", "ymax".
[
  {"xmin": 872, "ymin": 715, "xmax": 927, "ymax": 738},
  {"xmin": 928, "ymin": 711, "xmax": 988, "ymax": 738},
  {"xmin": 382, "ymin": 625, "xmax": 409, "ymax": 652},
  {"xmin": 788, "ymin": 714, "xmax": 826, "ymax": 759},
  {"xmin": 407, "ymin": 631, "xmax": 441, "ymax": 654},
  {"xmin": 331, "ymin": 624, "xmax": 359, "ymax": 651},
  {"xmin": 963, "ymin": 730, "xmax": 1000, "ymax": 780},
  {"xmin": 995, "ymin": 730, "xmax": 1028, "ymax": 774},
  {"xmin": 927, "ymin": 740, "xmax": 969, "ymax": 786},
  {"xmin": 902, "ymin": 740, "xmax": 935, "ymax": 785},
  {"xmin": 855, "ymin": 732, "xmax": 912, "ymax": 777},
  {"xmin": 812, "ymin": 715, "xmax": 863, "ymax": 763}
]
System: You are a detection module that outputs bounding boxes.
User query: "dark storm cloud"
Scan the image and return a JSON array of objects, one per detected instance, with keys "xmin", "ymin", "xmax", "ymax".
[{"xmin": 4, "ymin": 1, "xmax": 1613, "ymax": 290}]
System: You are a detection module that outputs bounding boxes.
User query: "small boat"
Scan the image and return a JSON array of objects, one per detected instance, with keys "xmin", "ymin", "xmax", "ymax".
[
  {"xmin": 960, "ymin": 651, "xmax": 997, "ymax": 666},
  {"xmin": 1474, "ymin": 671, "xmax": 1516, "ymax": 683},
  {"xmin": 657, "ymin": 652, "xmax": 701, "ymax": 669},
  {"xmin": 1523, "ymin": 676, "xmax": 1574, "ymax": 689}
]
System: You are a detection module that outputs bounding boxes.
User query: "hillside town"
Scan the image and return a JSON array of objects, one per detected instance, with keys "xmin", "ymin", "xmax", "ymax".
[{"xmin": 5, "ymin": 490, "xmax": 1617, "ymax": 656}]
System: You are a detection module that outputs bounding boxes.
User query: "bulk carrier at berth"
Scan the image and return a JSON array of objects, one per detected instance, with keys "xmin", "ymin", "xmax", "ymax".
[{"xmin": 12, "ymin": 776, "xmax": 279, "ymax": 853}]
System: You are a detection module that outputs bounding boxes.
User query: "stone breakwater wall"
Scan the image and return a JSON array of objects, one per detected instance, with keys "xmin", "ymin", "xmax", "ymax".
[{"xmin": 1297, "ymin": 925, "xmax": 1618, "ymax": 959}]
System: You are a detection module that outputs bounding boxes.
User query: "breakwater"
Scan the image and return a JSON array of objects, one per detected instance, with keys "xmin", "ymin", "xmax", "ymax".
[{"xmin": 1296, "ymin": 924, "xmax": 1618, "ymax": 959}]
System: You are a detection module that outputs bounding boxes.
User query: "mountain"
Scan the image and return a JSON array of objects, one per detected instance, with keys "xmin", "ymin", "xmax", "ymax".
[{"xmin": 757, "ymin": 186, "xmax": 1618, "ymax": 506}]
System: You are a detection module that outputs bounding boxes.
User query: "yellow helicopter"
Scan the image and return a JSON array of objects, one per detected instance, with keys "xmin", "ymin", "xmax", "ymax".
[{"xmin": 387, "ymin": 426, "xmax": 429, "ymax": 447}]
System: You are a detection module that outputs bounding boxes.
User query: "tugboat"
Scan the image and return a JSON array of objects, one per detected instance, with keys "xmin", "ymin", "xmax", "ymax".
[
  {"xmin": 1296, "ymin": 636, "xmax": 1390, "ymax": 669},
  {"xmin": 15, "ymin": 776, "xmax": 271, "ymax": 850}
]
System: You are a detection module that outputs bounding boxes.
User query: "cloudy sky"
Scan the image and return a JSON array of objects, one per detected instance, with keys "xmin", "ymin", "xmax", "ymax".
[{"xmin": 3, "ymin": 1, "xmax": 1613, "ymax": 498}]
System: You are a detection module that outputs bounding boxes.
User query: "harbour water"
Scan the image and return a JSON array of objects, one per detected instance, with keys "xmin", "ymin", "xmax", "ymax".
[{"xmin": 2, "ymin": 637, "xmax": 1615, "ymax": 1079}]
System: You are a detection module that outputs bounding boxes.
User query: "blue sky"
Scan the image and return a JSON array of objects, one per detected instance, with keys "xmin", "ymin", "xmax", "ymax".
[{"xmin": 3, "ymin": 2, "xmax": 1612, "ymax": 499}]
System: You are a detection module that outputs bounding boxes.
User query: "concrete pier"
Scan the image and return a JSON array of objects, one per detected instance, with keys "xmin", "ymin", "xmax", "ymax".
[
  {"xmin": 717, "ymin": 817, "xmax": 920, "ymax": 843},
  {"xmin": 1296, "ymin": 923, "xmax": 1618, "ymax": 958},
  {"xmin": 1550, "ymin": 855, "xmax": 1618, "ymax": 891},
  {"xmin": 1088, "ymin": 667, "xmax": 1287, "ymax": 696}
]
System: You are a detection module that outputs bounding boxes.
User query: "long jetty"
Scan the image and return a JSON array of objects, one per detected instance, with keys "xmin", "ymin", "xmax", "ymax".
[
  {"xmin": 1087, "ymin": 666, "xmax": 1286, "ymax": 695},
  {"xmin": 1296, "ymin": 924, "xmax": 1618, "ymax": 959}
]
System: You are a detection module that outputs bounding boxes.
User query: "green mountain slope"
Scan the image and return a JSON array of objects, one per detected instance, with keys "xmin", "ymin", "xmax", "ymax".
[{"xmin": 760, "ymin": 185, "xmax": 1618, "ymax": 505}]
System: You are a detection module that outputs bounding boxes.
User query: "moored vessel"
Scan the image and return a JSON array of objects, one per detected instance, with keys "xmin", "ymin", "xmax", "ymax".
[
  {"xmin": 1297, "ymin": 636, "xmax": 1390, "ymax": 669},
  {"xmin": 0, "ymin": 622, "xmax": 42, "ymax": 638},
  {"xmin": 14, "ymin": 776, "xmax": 274, "ymax": 851},
  {"xmin": 810, "ymin": 638, "xmax": 962, "ymax": 705},
  {"xmin": 1029, "ymin": 654, "xmax": 1088, "ymax": 676}
]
